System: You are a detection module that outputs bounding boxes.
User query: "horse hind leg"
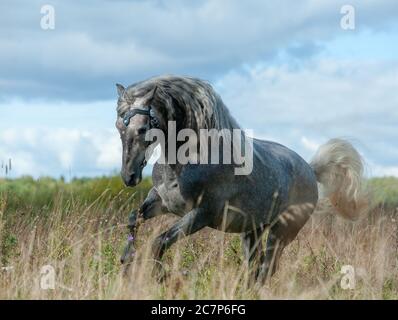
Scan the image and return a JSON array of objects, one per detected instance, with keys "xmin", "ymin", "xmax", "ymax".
[
  {"xmin": 258, "ymin": 202, "xmax": 316, "ymax": 283},
  {"xmin": 241, "ymin": 226, "xmax": 266, "ymax": 285}
]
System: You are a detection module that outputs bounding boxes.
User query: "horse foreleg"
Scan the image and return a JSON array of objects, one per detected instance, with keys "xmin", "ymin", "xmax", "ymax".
[
  {"xmin": 121, "ymin": 188, "xmax": 166, "ymax": 265},
  {"xmin": 140, "ymin": 187, "xmax": 167, "ymax": 220},
  {"xmin": 151, "ymin": 208, "xmax": 210, "ymax": 280}
]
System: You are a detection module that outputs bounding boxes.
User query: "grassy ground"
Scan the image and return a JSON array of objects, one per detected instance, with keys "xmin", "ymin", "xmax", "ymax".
[{"xmin": 0, "ymin": 176, "xmax": 397, "ymax": 299}]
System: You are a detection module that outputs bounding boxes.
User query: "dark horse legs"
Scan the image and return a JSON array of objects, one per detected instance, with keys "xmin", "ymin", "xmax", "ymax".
[
  {"xmin": 241, "ymin": 226, "xmax": 266, "ymax": 281},
  {"xmin": 124, "ymin": 189, "xmax": 315, "ymax": 283},
  {"xmin": 121, "ymin": 188, "xmax": 166, "ymax": 265},
  {"xmin": 122, "ymin": 188, "xmax": 211, "ymax": 279},
  {"xmin": 242, "ymin": 203, "xmax": 315, "ymax": 283},
  {"xmin": 151, "ymin": 208, "xmax": 210, "ymax": 279}
]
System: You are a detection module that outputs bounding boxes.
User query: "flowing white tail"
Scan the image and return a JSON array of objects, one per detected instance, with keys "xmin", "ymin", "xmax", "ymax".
[{"xmin": 310, "ymin": 138, "xmax": 367, "ymax": 220}]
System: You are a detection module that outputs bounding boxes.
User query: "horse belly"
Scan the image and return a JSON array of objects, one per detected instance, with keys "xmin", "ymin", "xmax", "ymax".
[{"xmin": 208, "ymin": 198, "xmax": 264, "ymax": 233}]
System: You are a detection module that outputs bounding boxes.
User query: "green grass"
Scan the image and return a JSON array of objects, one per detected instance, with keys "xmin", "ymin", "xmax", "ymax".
[
  {"xmin": 0, "ymin": 175, "xmax": 397, "ymax": 299},
  {"xmin": 1, "ymin": 175, "xmax": 397, "ymax": 212},
  {"xmin": 0, "ymin": 175, "xmax": 152, "ymax": 216},
  {"xmin": 367, "ymin": 177, "xmax": 398, "ymax": 209}
]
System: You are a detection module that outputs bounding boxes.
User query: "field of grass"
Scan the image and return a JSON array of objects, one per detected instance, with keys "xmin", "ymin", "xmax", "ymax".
[{"xmin": 0, "ymin": 175, "xmax": 397, "ymax": 299}]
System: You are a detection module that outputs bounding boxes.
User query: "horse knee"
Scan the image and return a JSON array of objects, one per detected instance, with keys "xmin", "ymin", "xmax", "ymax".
[{"xmin": 140, "ymin": 188, "xmax": 165, "ymax": 220}]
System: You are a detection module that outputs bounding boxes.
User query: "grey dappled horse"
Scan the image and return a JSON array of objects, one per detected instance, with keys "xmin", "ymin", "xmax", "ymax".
[{"xmin": 116, "ymin": 75, "xmax": 365, "ymax": 282}]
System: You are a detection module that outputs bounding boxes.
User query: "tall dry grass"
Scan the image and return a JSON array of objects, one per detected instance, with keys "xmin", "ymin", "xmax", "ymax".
[{"xmin": 0, "ymin": 186, "xmax": 397, "ymax": 299}]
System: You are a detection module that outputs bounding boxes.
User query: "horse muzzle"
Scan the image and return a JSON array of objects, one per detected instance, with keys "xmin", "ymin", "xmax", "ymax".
[{"xmin": 122, "ymin": 172, "xmax": 142, "ymax": 187}]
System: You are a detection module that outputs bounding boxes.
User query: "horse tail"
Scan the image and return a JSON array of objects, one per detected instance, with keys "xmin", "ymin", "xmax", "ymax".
[{"xmin": 310, "ymin": 138, "xmax": 367, "ymax": 220}]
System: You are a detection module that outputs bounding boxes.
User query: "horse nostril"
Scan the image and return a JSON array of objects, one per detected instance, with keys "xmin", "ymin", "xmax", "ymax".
[{"xmin": 122, "ymin": 173, "xmax": 136, "ymax": 186}]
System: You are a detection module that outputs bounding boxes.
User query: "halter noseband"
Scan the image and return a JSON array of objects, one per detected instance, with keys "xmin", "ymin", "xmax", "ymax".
[{"xmin": 123, "ymin": 106, "xmax": 160, "ymax": 128}]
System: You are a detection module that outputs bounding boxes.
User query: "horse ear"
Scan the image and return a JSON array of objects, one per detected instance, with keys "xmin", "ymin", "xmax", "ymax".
[{"xmin": 116, "ymin": 83, "xmax": 125, "ymax": 97}]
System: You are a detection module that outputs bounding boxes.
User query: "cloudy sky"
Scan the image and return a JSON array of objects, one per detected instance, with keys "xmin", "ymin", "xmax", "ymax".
[{"xmin": 0, "ymin": 0, "xmax": 397, "ymax": 179}]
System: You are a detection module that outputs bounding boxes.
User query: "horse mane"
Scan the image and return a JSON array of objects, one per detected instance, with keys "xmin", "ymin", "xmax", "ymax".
[{"xmin": 117, "ymin": 75, "xmax": 240, "ymax": 132}]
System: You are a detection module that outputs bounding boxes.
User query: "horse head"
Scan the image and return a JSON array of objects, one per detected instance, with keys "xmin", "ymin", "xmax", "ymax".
[{"xmin": 115, "ymin": 83, "xmax": 161, "ymax": 186}]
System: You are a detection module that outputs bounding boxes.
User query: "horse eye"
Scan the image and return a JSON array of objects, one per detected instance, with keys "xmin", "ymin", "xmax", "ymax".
[{"xmin": 137, "ymin": 127, "xmax": 147, "ymax": 135}]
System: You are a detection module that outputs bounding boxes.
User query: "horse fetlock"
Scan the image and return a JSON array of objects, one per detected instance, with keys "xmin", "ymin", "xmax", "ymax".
[{"xmin": 151, "ymin": 236, "xmax": 166, "ymax": 259}]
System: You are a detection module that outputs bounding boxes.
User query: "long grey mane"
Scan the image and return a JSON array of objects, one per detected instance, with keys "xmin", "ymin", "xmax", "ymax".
[{"xmin": 117, "ymin": 75, "xmax": 240, "ymax": 133}]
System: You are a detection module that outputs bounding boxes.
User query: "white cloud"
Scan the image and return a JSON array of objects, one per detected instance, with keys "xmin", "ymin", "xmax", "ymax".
[
  {"xmin": 1, "ymin": 0, "xmax": 398, "ymax": 99},
  {"xmin": 0, "ymin": 127, "xmax": 121, "ymax": 178},
  {"xmin": 366, "ymin": 160, "xmax": 398, "ymax": 178},
  {"xmin": 301, "ymin": 136, "xmax": 320, "ymax": 153},
  {"xmin": 215, "ymin": 59, "xmax": 398, "ymax": 176},
  {"xmin": 33, "ymin": 33, "xmax": 172, "ymax": 76},
  {"xmin": 94, "ymin": 130, "xmax": 122, "ymax": 169},
  {"xmin": 1, "ymin": 0, "xmax": 398, "ymax": 178},
  {"xmin": 1, "ymin": 57, "xmax": 397, "ymax": 178},
  {"xmin": 373, "ymin": 166, "xmax": 398, "ymax": 177}
]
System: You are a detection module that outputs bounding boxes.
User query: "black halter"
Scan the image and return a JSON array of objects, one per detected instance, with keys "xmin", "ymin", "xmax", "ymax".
[{"xmin": 123, "ymin": 106, "xmax": 160, "ymax": 128}]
